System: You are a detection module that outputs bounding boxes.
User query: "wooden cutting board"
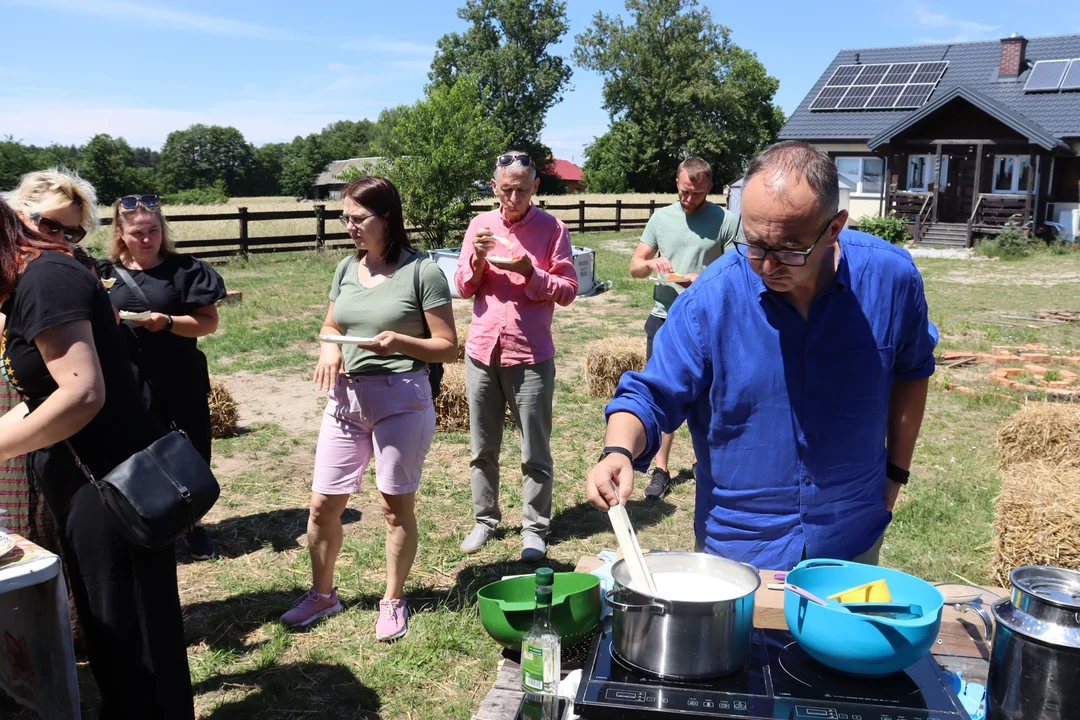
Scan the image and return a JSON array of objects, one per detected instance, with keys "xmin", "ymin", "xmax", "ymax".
[{"xmin": 574, "ymin": 555, "xmax": 1002, "ymax": 660}]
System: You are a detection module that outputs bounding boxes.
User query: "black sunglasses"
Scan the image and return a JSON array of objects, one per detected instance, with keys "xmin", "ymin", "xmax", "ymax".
[
  {"xmin": 732, "ymin": 213, "xmax": 839, "ymax": 267},
  {"xmin": 31, "ymin": 214, "xmax": 87, "ymax": 243},
  {"xmin": 496, "ymin": 153, "xmax": 532, "ymax": 167},
  {"xmin": 118, "ymin": 194, "xmax": 159, "ymax": 210}
]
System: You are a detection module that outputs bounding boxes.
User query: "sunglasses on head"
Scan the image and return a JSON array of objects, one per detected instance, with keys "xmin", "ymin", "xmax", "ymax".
[
  {"xmin": 496, "ymin": 153, "xmax": 532, "ymax": 167},
  {"xmin": 31, "ymin": 214, "xmax": 87, "ymax": 243},
  {"xmin": 118, "ymin": 194, "xmax": 159, "ymax": 211}
]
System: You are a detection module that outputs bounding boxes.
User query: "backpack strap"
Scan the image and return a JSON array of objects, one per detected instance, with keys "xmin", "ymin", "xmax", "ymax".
[{"xmin": 412, "ymin": 255, "xmax": 432, "ymax": 340}]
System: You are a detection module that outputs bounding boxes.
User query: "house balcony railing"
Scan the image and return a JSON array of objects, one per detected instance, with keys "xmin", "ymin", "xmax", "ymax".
[{"xmin": 970, "ymin": 193, "xmax": 1029, "ymax": 232}]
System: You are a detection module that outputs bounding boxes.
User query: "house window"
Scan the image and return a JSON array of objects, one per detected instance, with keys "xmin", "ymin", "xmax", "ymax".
[
  {"xmin": 835, "ymin": 157, "xmax": 884, "ymax": 195},
  {"xmin": 906, "ymin": 155, "xmax": 949, "ymax": 192},
  {"xmin": 992, "ymin": 156, "xmax": 1032, "ymax": 193}
]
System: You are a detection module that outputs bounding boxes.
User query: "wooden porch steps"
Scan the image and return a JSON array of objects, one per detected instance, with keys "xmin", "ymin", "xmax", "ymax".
[{"xmin": 918, "ymin": 222, "xmax": 969, "ymax": 248}]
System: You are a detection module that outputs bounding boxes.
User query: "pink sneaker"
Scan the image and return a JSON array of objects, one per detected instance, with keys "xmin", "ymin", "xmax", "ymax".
[
  {"xmin": 376, "ymin": 598, "xmax": 409, "ymax": 641},
  {"xmin": 280, "ymin": 588, "xmax": 342, "ymax": 628}
]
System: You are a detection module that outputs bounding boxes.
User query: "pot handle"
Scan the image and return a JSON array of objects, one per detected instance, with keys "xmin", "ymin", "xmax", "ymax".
[
  {"xmin": 953, "ymin": 598, "xmax": 993, "ymax": 641},
  {"xmin": 605, "ymin": 588, "xmax": 670, "ymax": 615}
]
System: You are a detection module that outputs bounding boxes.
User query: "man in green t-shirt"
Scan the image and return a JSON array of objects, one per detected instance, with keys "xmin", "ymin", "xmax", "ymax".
[{"xmin": 628, "ymin": 157, "xmax": 741, "ymax": 501}]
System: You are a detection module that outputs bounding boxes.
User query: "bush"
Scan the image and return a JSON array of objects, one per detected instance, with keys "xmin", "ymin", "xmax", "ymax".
[
  {"xmin": 857, "ymin": 212, "xmax": 910, "ymax": 245},
  {"xmin": 975, "ymin": 223, "xmax": 1038, "ymax": 259},
  {"xmin": 161, "ymin": 180, "xmax": 229, "ymax": 206}
]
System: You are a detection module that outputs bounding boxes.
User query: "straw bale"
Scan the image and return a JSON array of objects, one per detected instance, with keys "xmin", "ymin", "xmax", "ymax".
[
  {"xmin": 434, "ymin": 363, "xmax": 513, "ymax": 432},
  {"xmin": 208, "ymin": 378, "xmax": 239, "ymax": 439},
  {"xmin": 991, "ymin": 461, "xmax": 1080, "ymax": 586},
  {"xmin": 997, "ymin": 403, "xmax": 1080, "ymax": 468},
  {"xmin": 584, "ymin": 336, "xmax": 647, "ymax": 399}
]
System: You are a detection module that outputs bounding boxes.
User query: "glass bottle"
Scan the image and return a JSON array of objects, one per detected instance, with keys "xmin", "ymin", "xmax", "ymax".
[{"xmin": 520, "ymin": 567, "xmax": 561, "ymax": 696}]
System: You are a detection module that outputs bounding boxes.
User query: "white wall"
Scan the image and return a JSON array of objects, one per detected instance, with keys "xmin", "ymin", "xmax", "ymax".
[{"xmin": 848, "ymin": 196, "xmax": 884, "ymax": 224}]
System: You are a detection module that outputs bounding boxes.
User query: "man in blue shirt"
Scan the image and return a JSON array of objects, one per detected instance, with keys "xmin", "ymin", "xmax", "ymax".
[{"xmin": 586, "ymin": 141, "xmax": 936, "ymax": 571}]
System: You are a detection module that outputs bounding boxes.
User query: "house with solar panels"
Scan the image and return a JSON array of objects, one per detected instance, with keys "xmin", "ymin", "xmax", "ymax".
[{"xmin": 778, "ymin": 34, "xmax": 1080, "ymax": 247}]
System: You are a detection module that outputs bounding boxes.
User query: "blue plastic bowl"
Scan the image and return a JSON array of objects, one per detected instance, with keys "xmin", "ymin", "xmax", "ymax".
[{"xmin": 784, "ymin": 559, "xmax": 944, "ymax": 676}]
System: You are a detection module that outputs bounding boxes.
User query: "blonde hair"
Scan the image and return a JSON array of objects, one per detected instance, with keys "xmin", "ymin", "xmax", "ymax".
[
  {"xmin": 1, "ymin": 168, "xmax": 99, "ymax": 232},
  {"xmin": 107, "ymin": 203, "xmax": 175, "ymax": 264}
]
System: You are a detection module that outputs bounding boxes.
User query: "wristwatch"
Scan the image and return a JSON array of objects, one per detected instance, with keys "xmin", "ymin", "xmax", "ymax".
[
  {"xmin": 599, "ymin": 446, "xmax": 634, "ymax": 464},
  {"xmin": 886, "ymin": 461, "xmax": 910, "ymax": 485},
  {"xmin": 164, "ymin": 315, "xmax": 174, "ymax": 333}
]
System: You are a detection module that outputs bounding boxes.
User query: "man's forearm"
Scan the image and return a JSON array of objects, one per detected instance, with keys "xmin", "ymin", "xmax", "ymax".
[
  {"xmin": 886, "ymin": 377, "xmax": 929, "ymax": 470},
  {"xmin": 605, "ymin": 411, "xmax": 649, "ymax": 458}
]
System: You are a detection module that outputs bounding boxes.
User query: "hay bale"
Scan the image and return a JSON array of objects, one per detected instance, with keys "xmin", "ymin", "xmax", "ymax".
[
  {"xmin": 208, "ymin": 378, "xmax": 239, "ymax": 439},
  {"xmin": 584, "ymin": 336, "xmax": 647, "ymax": 399},
  {"xmin": 997, "ymin": 403, "xmax": 1080, "ymax": 468},
  {"xmin": 434, "ymin": 363, "xmax": 513, "ymax": 432},
  {"xmin": 455, "ymin": 325, "xmax": 469, "ymax": 362},
  {"xmin": 992, "ymin": 461, "xmax": 1080, "ymax": 586}
]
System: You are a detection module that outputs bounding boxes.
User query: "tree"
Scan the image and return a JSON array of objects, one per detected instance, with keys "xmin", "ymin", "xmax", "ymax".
[
  {"xmin": 319, "ymin": 120, "xmax": 376, "ymax": 161},
  {"xmin": 79, "ymin": 134, "xmax": 140, "ymax": 203},
  {"xmin": 574, "ymin": 0, "xmax": 782, "ymax": 191},
  {"xmin": 0, "ymin": 137, "xmax": 40, "ymax": 190},
  {"xmin": 250, "ymin": 143, "xmax": 288, "ymax": 196},
  {"xmin": 370, "ymin": 105, "xmax": 409, "ymax": 157},
  {"xmin": 430, "ymin": 0, "xmax": 572, "ymax": 169},
  {"xmin": 158, "ymin": 124, "xmax": 257, "ymax": 195},
  {"xmin": 381, "ymin": 75, "xmax": 507, "ymax": 248},
  {"xmin": 279, "ymin": 134, "xmax": 332, "ymax": 199}
]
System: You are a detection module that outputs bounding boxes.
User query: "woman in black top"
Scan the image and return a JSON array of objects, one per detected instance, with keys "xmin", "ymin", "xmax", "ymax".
[
  {"xmin": 0, "ymin": 199, "xmax": 194, "ymax": 718},
  {"xmin": 97, "ymin": 195, "xmax": 226, "ymax": 560}
]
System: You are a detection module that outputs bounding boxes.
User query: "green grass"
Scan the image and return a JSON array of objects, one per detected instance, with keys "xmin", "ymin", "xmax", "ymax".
[{"xmin": 15, "ymin": 234, "xmax": 1079, "ymax": 719}]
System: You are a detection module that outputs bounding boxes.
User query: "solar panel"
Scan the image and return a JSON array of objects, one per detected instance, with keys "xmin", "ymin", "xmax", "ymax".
[
  {"xmin": 1024, "ymin": 59, "xmax": 1070, "ymax": 91},
  {"xmin": 838, "ymin": 85, "xmax": 876, "ymax": 109},
  {"xmin": 1059, "ymin": 59, "xmax": 1080, "ymax": 90},
  {"xmin": 882, "ymin": 63, "xmax": 919, "ymax": 85},
  {"xmin": 810, "ymin": 86, "xmax": 847, "ymax": 110},
  {"xmin": 896, "ymin": 83, "xmax": 936, "ymax": 108},
  {"xmin": 827, "ymin": 65, "xmax": 864, "ymax": 86},
  {"xmin": 853, "ymin": 64, "xmax": 890, "ymax": 86},
  {"xmin": 910, "ymin": 61, "xmax": 949, "ymax": 84},
  {"xmin": 865, "ymin": 84, "xmax": 906, "ymax": 109}
]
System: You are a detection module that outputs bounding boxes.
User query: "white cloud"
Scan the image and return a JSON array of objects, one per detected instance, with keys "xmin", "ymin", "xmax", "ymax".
[
  {"xmin": 342, "ymin": 36, "xmax": 436, "ymax": 55},
  {"xmin": 0, "ymin": 0, "xmax": 304, "ymax": 40},
  {"xmin": 913, "ymin": 4, "xmax": 999, "ymax": 43}
]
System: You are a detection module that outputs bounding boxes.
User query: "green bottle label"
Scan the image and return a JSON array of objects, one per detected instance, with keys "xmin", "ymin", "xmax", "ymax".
[{"xmin": 521, "ymin": 643, "xmax": 546, "ymax": 691}]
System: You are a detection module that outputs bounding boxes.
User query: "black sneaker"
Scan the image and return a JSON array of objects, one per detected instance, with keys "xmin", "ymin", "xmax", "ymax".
[
  {"xmin": 644, "ymin": 468, "xmax": 672, "ymax": 502},
  {"xmin": 184, "ymin": 526, "xmax": 217, "ymax": 561}
]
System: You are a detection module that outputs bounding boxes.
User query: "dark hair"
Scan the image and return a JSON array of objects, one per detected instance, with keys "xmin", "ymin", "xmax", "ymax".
[
  {"xmin": 0, "ymin": 199, "xmax": 72, "ymax": 298},
  {"xmin": 343, "ymin": 176, "xmax": 412, "ymax": 264},
  {"xmin": 743, "ymin": 140, "xmax": 839, "ymax": 214},
  {"xmin": 678, "ymin": 157, "xmax": 712, "ymax": 183}
]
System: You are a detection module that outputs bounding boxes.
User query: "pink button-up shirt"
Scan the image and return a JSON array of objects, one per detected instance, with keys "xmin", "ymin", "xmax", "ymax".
[{"xmin": 455, "ymin": 205, "xmax": 578, "ymax": 366}]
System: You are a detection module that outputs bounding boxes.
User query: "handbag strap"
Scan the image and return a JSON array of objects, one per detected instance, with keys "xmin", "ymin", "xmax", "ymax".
[
  {"xmin": 113, "ymin": 264, "xmax": 152, "ymax": 310},
  {"xmin": 63, "ymin": 439, "xmax": 98, "ymax": 484},
  {"xmin": 412, "ymin": 255, "xmax": 432, "ymax": 341}
]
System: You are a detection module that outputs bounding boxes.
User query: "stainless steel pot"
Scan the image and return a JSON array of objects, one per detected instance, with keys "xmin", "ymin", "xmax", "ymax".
[
  {"xmin": 607, "ymin": 551, "xmax": 760, "ymax": 679},
  {"xmin": 957, "ymin": 565, "xmax": 1080, "ymax": 720}
]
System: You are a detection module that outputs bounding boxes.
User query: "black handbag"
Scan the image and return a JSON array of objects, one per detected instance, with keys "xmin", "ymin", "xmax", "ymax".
[
  {"xmin": 66, "ymin": 431, "xmax": 220, "ymax": 549},
  {"xmin": 412, "ymin": 256, "xmax": 444, "ymax": 398}
]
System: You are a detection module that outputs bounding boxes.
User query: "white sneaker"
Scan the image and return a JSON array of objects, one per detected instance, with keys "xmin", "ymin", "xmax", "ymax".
[{"xmin": 461, "ymin": 525, "xmax": 493, "ymax": 554}]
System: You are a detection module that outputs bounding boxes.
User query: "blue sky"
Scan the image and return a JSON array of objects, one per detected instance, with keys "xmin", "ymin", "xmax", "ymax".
[{"xmin": 1, "ymin": 0, "xmax": 1075, "ymax": 163}]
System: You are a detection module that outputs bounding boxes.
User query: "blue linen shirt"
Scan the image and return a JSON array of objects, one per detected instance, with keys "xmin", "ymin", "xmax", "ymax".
[{"xmin": 606, "ymin": 230, "xmax": 936, "ymax": 570}]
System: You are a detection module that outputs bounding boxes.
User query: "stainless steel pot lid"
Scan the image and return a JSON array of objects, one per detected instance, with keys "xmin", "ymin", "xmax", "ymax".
[{"xmin": 1012, "ymin": 566, "xmax": 1080, "ymax": 609}]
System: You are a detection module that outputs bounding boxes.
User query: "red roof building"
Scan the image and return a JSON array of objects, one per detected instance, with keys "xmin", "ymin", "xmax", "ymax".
[{"xmin": 548, "ymin": 158, "xmax": 585, "ymax": 192}]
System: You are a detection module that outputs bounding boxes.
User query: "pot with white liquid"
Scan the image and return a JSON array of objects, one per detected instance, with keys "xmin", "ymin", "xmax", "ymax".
[{"xmin": 607, "ymin": 551, "xmax": 760, "ymax": 679}]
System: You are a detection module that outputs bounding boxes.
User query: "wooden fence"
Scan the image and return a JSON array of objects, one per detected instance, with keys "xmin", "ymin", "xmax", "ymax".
[{"xmin": 100, "ymin": 199, "xmax": 679, "ymax": 261}]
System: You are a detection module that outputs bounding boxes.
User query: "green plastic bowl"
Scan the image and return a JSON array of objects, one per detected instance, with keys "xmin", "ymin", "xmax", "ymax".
[{"xmin": 477, "ymin": 572, "xmax": 601, "ymax": 649}]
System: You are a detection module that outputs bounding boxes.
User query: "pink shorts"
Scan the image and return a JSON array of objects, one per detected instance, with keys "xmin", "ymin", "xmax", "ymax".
[{"xmin": 312, "ymin": 371, "xmax": 436, "ymax": 496}]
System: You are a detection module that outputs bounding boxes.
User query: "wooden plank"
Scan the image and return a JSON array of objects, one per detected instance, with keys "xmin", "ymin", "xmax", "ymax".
[
  {"xmin": 472, "ymin": 688, "xmax": 522, "ymax": 720},
  {"xmin": 166, "ymin": 212, "xmax": 243, "ymax": 222},
  {"xmin": 244, "ymin": 209, "xmax": 318, "ymax": 222}
]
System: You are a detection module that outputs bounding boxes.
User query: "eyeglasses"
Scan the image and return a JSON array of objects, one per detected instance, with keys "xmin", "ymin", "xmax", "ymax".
[
  {"xmin": 496, "ymin": 153, "xmax": 532, "ymax": 167},
  {"xmin": 338, "ymin": 212, "xmax": 378, "ymax": 228},
  {"xmin": 118, "ymin": 194, "xmax": 159, "ymax": 211},
  {"xmin": 30, "ymin": 214, "xmax": 87, "ymax": 243},
  {"xmin": 732, "ymin": 213, "xmax": 838, "ymax": 267}
]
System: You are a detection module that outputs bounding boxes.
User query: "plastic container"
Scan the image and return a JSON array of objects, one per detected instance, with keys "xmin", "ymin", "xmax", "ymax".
[
  {"xmin": 827, "ymin": 578, "xmax": 892, "ymax": 604},
  {"xmin": 477, "ymin": 572, "xmax": 601, "ymax": 649}
]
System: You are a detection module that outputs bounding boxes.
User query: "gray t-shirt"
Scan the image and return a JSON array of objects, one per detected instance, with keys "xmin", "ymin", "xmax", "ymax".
[
  {"xmin": 641, "ymin": 201, "xmax": 741, "ymax": 319},
  {"xmin": 330, "ymin": 251, "xmax": 453, "ymax": 375}
]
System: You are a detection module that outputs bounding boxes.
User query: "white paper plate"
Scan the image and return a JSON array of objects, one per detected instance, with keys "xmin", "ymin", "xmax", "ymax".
[
  {"xmin": 486, "ymin": 255, "xmax": 513, "ymax": 263},
  {"xmin": 648, "ymin": 273, "xmax": 689, "ymax": 284},
  {"xmin": 318, "ymin": 334, "xmax": 376, "ymax": 345},
  {"xmin": 119, "ymin": 310, "xmax": 152, "ymax": 321},
  {"xmin": 0, "ymin": 535, "xmax": 15, "ymax": 559}
]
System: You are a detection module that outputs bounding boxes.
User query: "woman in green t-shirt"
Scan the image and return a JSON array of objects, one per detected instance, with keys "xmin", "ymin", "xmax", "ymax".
[{"xmin": 281, "ymin": 177, "xmax": 457, "ymax": 641}]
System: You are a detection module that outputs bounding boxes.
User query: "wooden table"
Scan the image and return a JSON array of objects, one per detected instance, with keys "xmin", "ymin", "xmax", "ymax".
[{"xmin": 472, "ymin": 556, "xmax": 1000, "ymax": 720}]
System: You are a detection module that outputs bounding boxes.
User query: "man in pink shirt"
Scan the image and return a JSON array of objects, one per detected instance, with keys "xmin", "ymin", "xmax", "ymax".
[{"xmin": 455, "ymin": 151, "xmax": 578, "ymax": 561}]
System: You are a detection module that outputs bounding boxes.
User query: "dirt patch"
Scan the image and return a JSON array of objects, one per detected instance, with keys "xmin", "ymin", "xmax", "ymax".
[
  {"xmin": 940, "ymin": 269, "xmax": 1080, "ymax": 287},
  {"xmin": 220, "ymin": 371, "xmax": 326, "ymax": 437}
]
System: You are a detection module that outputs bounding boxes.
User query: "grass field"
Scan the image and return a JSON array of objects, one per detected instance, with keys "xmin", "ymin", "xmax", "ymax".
[{"xmin": 6, "ymin": 236, "xmax": 1080, "ymax": 719}]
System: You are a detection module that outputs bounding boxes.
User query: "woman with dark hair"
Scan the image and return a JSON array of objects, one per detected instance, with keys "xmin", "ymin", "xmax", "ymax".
[
  {"xmin": 0, "ymin": 199, "xmax": 193, "ymax": 718},
  {"xmin": 97, "ymin": 195, "xmax": 226, "ymax": 561},
  {"xmin": 280, "ymin": 177, "xmax": 457, "ymax": 640}
]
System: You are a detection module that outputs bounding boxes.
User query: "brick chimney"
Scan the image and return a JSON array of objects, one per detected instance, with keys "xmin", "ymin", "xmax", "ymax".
[{"xmin": 999, "ymin": 34, "xmax": 1028, "ymax": 78}]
